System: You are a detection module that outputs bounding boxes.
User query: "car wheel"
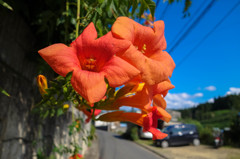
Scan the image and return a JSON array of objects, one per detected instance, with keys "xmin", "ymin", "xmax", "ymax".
[
  {"xmin": 161, "ymin": 140, "xmax": 169, "ymax": 148},
  {"xmin": 155, "ymin": 141, "xmax": 161, "ymax": 147},
  {"xmin": 193, "ymin": 138, "xmax": 200, "ymax": 146}
]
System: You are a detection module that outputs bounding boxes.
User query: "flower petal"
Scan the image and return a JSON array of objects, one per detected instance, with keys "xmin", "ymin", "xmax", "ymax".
[
  {"xmin": 140, "ymin": 51, "xmax": 175, "ymax": 85},
  {"xmin": 152, "ymin": 79, "xmax": 175, "ymax": 97},
  {"xmin": 112, "ymin": 17, "xmax": 175, "ymax": 85},
  {"xmin": 155, "ymin": 106, "xmax": 172, "ymax": 122},
  {"xmin": 81, "ymin": 109, "xmax": 92, "ymax": 123},
  {"xmin": 97, "ymin": 111, "xmax": 144, "ymax": 126},
  {"xmin": 151, "ymin": 21, "xmax": 167, "ymax": 51},
  {"xmin": 111, "ymin": 17, "xmax": 135, "ymax": 41},
  {"xmin": 114, "ymin": 85, "xmax": 152, "ymax": 111},
  {"xmin": 81, "ymin": 109, "xmax": 101, "ymax": 123},
  {"xmin": 148, "ymin": 127, "xmax": 168, "ymax": 140},
  {"xmin": 38, "ymin": 44, "xmax": 80, "ymax": 77},
  {"xmin": 115, "ymin": 45, "xmax": 174, "ymax": 85},
  {"xmin": 71, "ymin": 22, "xmax": 97, "ymax": 47},
  {"xmin": 143, "ymin": 111, "xmax": 153, "ymax": 131},
  {"xmin": 102, "ymin": 56, "xmax": 140, "ymax": 87},
  {"xmin": 143, "ymin": 106, "xmax": 162, "ymax": 130},
  {"xmin": 71, "ymin": 68, "xmax": 106, "ymax": 103},
  {"xmin": 150, "ymin": 51, "xmax": 175, "ymax": 76},
  {"xmin": 72, "ymin": 30, "xmax": 123, "ymax": 72},
  {"xmin": 112, "ymin": 17, "xmax": 166, "ymax": 53},
  {"xmin": 153, "ymin": 94, "xmax": 167, "ymax": 109}
]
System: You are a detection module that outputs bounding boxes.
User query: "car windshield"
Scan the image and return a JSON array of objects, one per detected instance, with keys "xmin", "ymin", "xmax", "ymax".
[{"xmin": 162, "ymin": 126, "xmax": 173, "ymax": 133}]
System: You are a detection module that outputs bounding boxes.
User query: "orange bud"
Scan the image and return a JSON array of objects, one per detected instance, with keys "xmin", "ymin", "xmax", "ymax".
[
  {"xmin": 36, "ymin": 75, "xmax": 48, "ymax": 96},
  {"xmin": 69, "ymin": 154, "xmax": 83, "ymax": 159}
]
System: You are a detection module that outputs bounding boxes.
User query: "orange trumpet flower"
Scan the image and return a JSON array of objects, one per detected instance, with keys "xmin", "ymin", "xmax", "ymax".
[
  {"xmin": 38, "ymin": 23, "xmax": 140, "ymax": 103},
  {"xmin": 98, "ymin": 107, "xmax": 168, "ymax": 140},
  {"xmin": 98, "ymin": 80, "xmax": 174, "ymax": 122},
  {"xmin": 112, "ymin": 17, "xmax": 175, "ymax": 85}
]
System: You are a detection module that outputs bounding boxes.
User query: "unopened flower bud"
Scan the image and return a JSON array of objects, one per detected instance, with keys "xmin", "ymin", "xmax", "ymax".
[{"xmin": 36, "ymin": 75, "xmax": 48, "ymax": 96}]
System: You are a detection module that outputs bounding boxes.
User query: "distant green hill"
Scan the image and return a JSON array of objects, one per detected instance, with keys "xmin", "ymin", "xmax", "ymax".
[{"xmin": 179, "ymin": 94, "xmax": 240, "ymax": 128}]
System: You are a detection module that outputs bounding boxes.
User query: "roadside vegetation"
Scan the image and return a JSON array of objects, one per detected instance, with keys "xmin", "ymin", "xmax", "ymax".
[{"xmin": 179, "ymin": 94, "xmax": 240, "ymax": 146}]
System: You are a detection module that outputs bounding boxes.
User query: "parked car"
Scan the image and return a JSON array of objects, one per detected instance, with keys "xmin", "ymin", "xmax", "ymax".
[
  {"xmin": 154, "ymin": 124, "xmax": 200, "ymax": 148},
  {"xmin": 139, "ymin": 127, "xmax": 153, "ymax": 139}
]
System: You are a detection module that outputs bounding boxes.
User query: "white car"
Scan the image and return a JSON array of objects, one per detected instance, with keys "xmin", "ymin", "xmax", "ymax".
[{"xmin": 139, "ymin": 128, "xmax": 153, "ymax": 139}]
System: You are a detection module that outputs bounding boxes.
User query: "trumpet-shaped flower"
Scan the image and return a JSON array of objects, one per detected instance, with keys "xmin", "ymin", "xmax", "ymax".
[
  {"xmin": 112, "ymin": 17, "xmax": 175, "ymax": 85},
  {"xmin": 97, "ymin": 108, "xmax": 167, "ymax": 140},
  {"xmin": 38, "ymin": 23, "xmax": 140, "ymax": 103},
  {"xmin": 99, "ymin": 80, "xmax": 174, "ymax": 122},
  {"xmin": 36, "ymin": 75, "xmax": 48, "ymax": 96},
  {"xmin": 143, "ymin": 106, "xmax": 168, "ymax": 140}
]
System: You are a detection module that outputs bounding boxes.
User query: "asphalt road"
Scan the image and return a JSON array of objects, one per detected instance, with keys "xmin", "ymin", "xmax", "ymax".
[{"xmin": 97, "ymin": 129, "xmax": 163, "ymax": 159}]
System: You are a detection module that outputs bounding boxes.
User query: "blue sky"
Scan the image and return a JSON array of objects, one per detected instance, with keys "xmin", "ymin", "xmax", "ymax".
[{"xmin": 153, "ymin": 0, "xmax": 240, "ymax": 109}]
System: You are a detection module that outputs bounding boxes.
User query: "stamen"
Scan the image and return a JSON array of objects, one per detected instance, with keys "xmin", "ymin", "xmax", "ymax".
[
  {"xmin": 135, "ymin": 44, "xmax": 147, "ymax": 53},
  {"xmin": 141, "ymin": 44, "xmax": 147, "ymax": 53},
  {"xmin": 83, "ymin": 58, "xmax": 97, "ymax": 71}
]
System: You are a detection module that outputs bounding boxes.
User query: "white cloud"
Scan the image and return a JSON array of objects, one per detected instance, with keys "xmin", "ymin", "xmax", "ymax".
[
  {"xmin": 165, "ymin": 92, "xmax": 203, "ymax": 109},
  {"xmin": 204, "ymin": 86, "xmax": 216, "ymax": 91},
  {"xmin": 226, "ymin": 87, "xmax": 240, "ymax": 95},
  {"xmin": 207, "ymin": 98, "xmax": 214, "ymax": 103},
  {"xmin": 193, "ymin": 93, "xmax": 204, "ymax": 97}
]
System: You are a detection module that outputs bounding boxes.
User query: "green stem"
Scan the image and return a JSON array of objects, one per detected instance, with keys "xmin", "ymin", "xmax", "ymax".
[
  {"xmin": 71, "ymin": 103, "xmax": 75, "ymax": 122},
  {"xmin": 65, "ymin": 0, "xmax": 69, "ymax": 43},
  {"xmin": 76, "ymin": 0, "xmax": 81, "ymax": 38},
  {"xmin": 92, "ymin": 106, "xmax": 96, "ymax": 121}
]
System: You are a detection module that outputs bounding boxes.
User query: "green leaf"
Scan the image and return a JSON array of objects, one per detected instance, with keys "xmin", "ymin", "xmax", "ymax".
[
  {"xmin": 140, "ymin": 0, "xmax": 156, "ymax": 18},
  {"xmin": 43, "ymin": 110, "xmax": 49, "ymax": 119},
  {"xmin": 57, "ymin": 108, "xmax": 64, "ymax": 116},
  {"xmin": 96, "ymin": 19, "xmax": 103, "ymax": 36},
  {"xmin": 0, "ymin": 0, "xmax": 13, "ymax": 11},
  {"xmin": 96, "ymin": 7, "xmax": 103, "ymax": 15},
  {"xmin": 144, "ymin": 0, "xmax": 156, "ymax": 18},
  {"xmin": 0, "ymin": 87, "xmax": 10, "ymax": 97},
  {"xmin": 139, "ymin": 0, "xmax": 147, "ymax": 17},
  {"xmin": 106, "ymin": 0, "xmax": 113, "ymax": 17},
  {"xmin": 63, "ymin": 86, "xmax": 68, "ymax": 94},
  {"xmin": 98, "ymin": 0, "xmax": 105, "ymax": 3},
  {"xmin": 65, "ymin": 72, "xmax": 73, "ymax": 81},
  {"xmin": 131, "ymin": 0, "xmax": 139, "ymax": 15},
  {"xmin": 111, "ymin": 0, "xmax": 119, "ymax": 17},
  {"xmin": 119, "ymin": 7, "xmax": 127, "ymax": 16}
]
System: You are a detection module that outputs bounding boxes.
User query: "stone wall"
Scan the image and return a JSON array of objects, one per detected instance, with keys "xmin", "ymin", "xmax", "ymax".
[{"xmin": 0, "ymin": 6, "xmax": 90, "ymax": 159}]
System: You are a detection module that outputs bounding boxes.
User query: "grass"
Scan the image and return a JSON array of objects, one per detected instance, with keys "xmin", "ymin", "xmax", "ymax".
[
  {"xmin": 135, "ymin": 139, "xmax": 153, "ymax": 146},
  {"xmin": 200, "ymin": 109, "xmax": 236, "ymax": 128}
]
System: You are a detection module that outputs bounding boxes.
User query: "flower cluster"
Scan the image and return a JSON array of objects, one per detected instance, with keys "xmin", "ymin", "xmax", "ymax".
[
  {"xmin": 141, "ymin": 13, "xmax": 155, "ymax": 27},
  {"xmin": 38, "ymin": 17, "xmax": 175, "ymax": 140}
]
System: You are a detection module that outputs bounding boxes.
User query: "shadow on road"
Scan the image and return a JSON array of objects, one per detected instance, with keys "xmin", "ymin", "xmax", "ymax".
[
  {"xmin": 96, "ymin": 127, "xmax": 129, "ymax": 141},
  {"xmin": 96, "ymin": 126, "xmax": 108, "ymax": 131}
]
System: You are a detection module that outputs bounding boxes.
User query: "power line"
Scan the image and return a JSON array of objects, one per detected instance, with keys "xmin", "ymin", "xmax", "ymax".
[
  {"xmin": 168, "ymin": 0, "xmax": 206, "ymax": 47},
  {"xmin": 160, "ymin": 4, "xmax": 169, "ymax": 20},
  {"xmin": 176, "ymin": 1, "xmax": 240, "ymax": 68},
  {"xmin": 156, "ymin": 0, "xmax": 160, "ymax": 8},
  {"xmin": 168, "ymin": 0, "xmax": 216, "ymax": 54}
]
